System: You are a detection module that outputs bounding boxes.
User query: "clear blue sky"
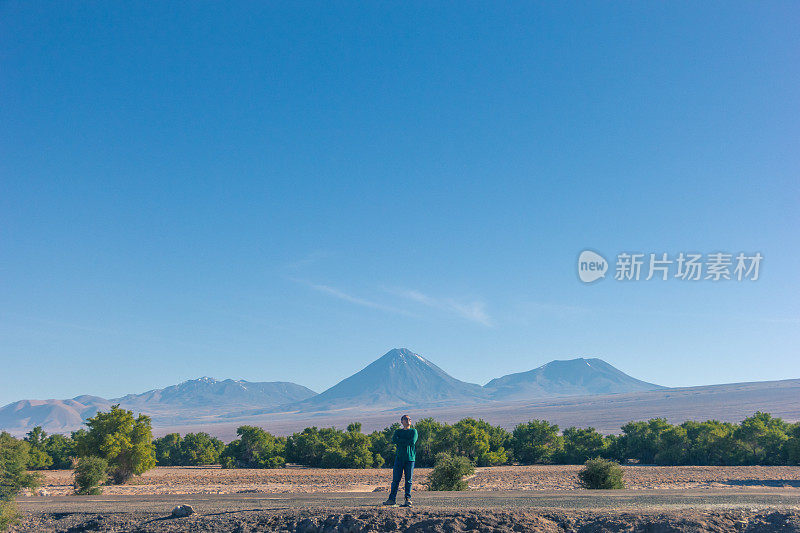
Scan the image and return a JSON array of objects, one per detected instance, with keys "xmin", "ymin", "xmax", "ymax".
[{"xmin": 1, "ymin": 2, "xmax": 798, "ymax": 405}]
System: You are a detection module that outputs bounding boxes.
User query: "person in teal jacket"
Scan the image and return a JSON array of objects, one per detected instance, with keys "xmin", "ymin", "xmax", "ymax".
[{"xmin": 383, "ymin": 414, "xmax": 417, "ymax": 507}]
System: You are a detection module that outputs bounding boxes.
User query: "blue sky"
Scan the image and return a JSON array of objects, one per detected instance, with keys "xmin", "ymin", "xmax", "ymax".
[{"xmin": 1, "ymin": 2, "xmax": 798, "ymax": 405}]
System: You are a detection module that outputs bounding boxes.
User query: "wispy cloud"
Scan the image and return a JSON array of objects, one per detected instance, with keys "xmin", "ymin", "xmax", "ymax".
[
  {"xmin": 388, "ymin": 288, "xmax": 494, "ymax": 326},
  {"xmin": 293, "ymin": 280, "xmax": 492, "ymax": 325},
  {"xmin": 308, "ymin": 283, "xmax": 389, "ymax": 311},
  {"xmin": 295, "ymin": 280, "xmax": 414, "ymax": 316},
  {"xmin": 284, "ymin": 250, "xmax": 332, "ymax": 270}
]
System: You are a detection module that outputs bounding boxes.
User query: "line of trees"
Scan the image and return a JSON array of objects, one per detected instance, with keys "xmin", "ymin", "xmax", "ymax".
[
  {"xmin": 5, "ymin": 410, "xmax": 800, "ymax": 474},
  {"xmin": 147, "ymin": 412, "xmax": 800, "ymax": 468}
]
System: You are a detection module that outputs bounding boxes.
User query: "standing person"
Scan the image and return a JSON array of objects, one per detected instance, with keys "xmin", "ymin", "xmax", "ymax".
[{"xmin": 383, "ymin": 414, "xmax": 417, "ymax": 507}]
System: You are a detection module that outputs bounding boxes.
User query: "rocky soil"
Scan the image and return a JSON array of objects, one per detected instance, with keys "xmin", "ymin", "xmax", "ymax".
[{"xmin": 13, "ymin": 508, "xmax": 800, "ymax": 532}]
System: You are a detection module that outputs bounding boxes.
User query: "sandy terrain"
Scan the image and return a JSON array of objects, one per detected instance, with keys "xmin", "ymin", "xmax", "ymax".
[{"xmin": 26, "ymin": 464, "xmax": 800, "ymax": 496}]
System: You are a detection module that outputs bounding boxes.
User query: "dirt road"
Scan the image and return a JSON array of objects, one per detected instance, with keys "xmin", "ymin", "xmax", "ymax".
[{"xmin": 16, "ymin": 488, "xmax": 800, "ymax": 513}]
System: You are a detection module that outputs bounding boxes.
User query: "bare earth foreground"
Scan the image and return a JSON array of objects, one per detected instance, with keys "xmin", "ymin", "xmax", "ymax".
[{"xmin": 14, "ymin": 465, "xmax": 800, "ymax": 532}]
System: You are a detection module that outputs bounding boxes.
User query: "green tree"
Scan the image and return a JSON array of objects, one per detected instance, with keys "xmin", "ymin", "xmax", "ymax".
[
  {"xmin": 367, "ymin": 424, "xmax": 399, "ymax": 468},
  {"xmin": 180, "ymin": 433, "xmax": 225, "ymax": 466},
  {"xmin": 512, "ymin": 420, "xmax": 561, "ymax": 464},
  {"xmin": 601, "ymin": 434, "xmax": 626, "ymax": 462},
  {"xmin": 560, "ymin": 427, "xmax": 606, "ymax": 464},
  {"xmin": 413, "ymin": 418, "xmax": 445, "ymax": 467},
  {"xmin": 1, "ymin": 432, "xmax": 41, "ymax": 531},
  {"xmin": 453, "ymin": 419, "xmax": 490, "ymax": 464},
  {"xmin": 451, "ymin": 419, "xmax": 509, "ymax": 466},
  {"xmin": 683, "ymin": 420, "xmax": 742, "ymax": 465},
  {"xmin": 654, "ymin": 425, "xmax": 690, "ymax": 465},
  {"xmin": 784, "ymin": 423, "xmax": 800, "ymax": 465},
  {"xmin": 75, "ymin": 405, "xmax": 156, "ymax": 484},
  {"xmin": 220, "ymin": 426, "xmax": 285, "ymax": 468},
  {"xmin": 153, "ymin": 433, "xmax": 182, "ymax": 466},
  {"xmin": 286, "ymin": 427, "xmax": 327, "ymax": 466},
  {"xmin": 42, "ymin": 434, "xmax": 76, "ymax": 469},
  {"xmin": 429, "ymin": 424, "xmax": 459, "ymax": 459},
  {"xmin": 338, "ymin": 430, "xmax": 375, "ymax": 468},
  {"xmin": 24, "ymin": 427, "xmax": 53, "ymax": 470},
  {"xmin": 619, "ymin": 418, "xmax": 671, "ymax": 464},
  {"xmin": 735, "ymin": 412, "xmax": 790, "ymax": 465}
]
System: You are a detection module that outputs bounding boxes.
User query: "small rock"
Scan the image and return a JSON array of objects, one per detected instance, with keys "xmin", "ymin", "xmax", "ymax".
[
  {"xmin": 296, "ymin": 518, "xmax": 318, "ymax": 533},
  {"xmin": 171, "ymin": 504, "xmax": 195, "ymax": 518}
]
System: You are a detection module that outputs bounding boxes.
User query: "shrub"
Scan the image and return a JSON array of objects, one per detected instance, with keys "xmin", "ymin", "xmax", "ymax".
[
  {"xmin": 427, "ymin": 453, "xmax": 474, "ymax": 491},
  {"xmin": 0, "ymin": 501, "xmax": 19, "ymax": 532},
  {"xmin": 578, "ymin": 457, "xmax": 625, "ymax": 489},
  {"xmin": 75, "ymin": 405, "xmax": 156, "ymax": 484},
  {"xmin": 74, "ymin": 456, "xmax": 108, "ymax": 495}
]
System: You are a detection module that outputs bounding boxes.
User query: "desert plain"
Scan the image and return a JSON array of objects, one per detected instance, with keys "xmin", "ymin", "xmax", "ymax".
[{"xmin": 12, "ymin": 464, "xmax": 800, "ymax": 532}]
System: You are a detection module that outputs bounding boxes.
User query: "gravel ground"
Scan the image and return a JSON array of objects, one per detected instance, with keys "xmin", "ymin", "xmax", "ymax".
[
  {"xmin": 26, "ymin": 465, "xmax": 800, "ymax": 496},
  {"xmin": 12, "ymin": 508, "xmax": 800, "ymax": 532}
]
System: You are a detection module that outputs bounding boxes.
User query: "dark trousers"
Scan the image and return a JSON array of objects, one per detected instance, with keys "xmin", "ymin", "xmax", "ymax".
[{"xmin": 389, "ymin": 457, "xmax": 414, "ymax": 500}]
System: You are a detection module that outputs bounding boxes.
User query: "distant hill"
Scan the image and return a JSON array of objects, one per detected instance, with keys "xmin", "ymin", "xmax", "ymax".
[
  {"xmin": 0, "ymin": 396, "xmax": 111, "ymax": 433},
  {"xmin": 484, "ymin": 357, "xmax": 663, "ymax": 400},
  {"xmin": 284, "ymin": 348, "xmax": 486, "ymax": 412},
  {"xmin": 0, "ymin": 378, "xmax": 316, "ymax": 435}
]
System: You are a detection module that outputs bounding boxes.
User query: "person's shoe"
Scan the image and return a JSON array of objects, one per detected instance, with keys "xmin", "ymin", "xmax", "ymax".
[
  {"xmin": 382, "ymin": 498, "xmax": 397, "ymax": 506},
  {"xmin": 400, "ymin": 495, "xmax": 412, "ymax": 507}
]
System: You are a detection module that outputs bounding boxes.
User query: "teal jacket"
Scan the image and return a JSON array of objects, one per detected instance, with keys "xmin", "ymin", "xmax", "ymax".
[{"xmin": 392, "ymin": 427, "xmax": 418, "ymax": 462}]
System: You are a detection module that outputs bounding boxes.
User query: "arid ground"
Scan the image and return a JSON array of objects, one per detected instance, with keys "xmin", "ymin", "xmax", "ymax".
[
  {"xmin": 22, "ymin": 464, "xmax": 800, "ymax": 496},
  {"xmin": 12, "ymin": 465, "xmax": 800, "ymax": 532}
]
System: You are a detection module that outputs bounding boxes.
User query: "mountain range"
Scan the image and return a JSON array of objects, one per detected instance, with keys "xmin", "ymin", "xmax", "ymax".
[{"xmin": 0, "ymin": 347, "xmax": 787, "ymax": 437}]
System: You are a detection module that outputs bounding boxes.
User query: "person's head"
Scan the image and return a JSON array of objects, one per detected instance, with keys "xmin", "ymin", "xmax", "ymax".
[{"xmin": 400, "ymin": 414, "xmax": 411, "ymax": 428}]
